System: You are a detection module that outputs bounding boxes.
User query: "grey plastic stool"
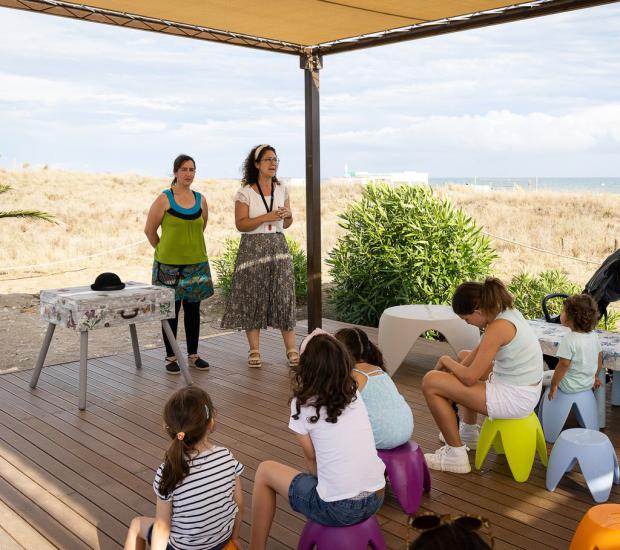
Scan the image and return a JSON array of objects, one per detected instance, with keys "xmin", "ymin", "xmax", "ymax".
[
  {"xmin": 538, "ymin": 387, "xmax": 598, "ymax": 443},
  {"xmin": 546, "ymin": 428, "xmax": 619, "ymax": 503}
]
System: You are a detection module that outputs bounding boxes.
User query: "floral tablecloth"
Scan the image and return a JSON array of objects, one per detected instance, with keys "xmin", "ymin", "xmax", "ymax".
[
  {"xmin": 528, "ymin": 319, "xmax": 620, "ymax": 371},
  {"xmin": 40, "ymin": 282, "xmax": 175, "ymax": 332}
]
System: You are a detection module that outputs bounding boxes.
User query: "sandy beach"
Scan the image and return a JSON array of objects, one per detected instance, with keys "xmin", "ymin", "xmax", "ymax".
[{"xmin": 2, "ymin": 167, "xmax": 619, "ymax": 372}]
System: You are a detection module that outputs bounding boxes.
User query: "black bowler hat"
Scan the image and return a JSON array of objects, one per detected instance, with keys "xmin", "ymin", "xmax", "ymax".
[{"xmin": 91, "ymin": 272, "xmax": 126, "ymax": 291}]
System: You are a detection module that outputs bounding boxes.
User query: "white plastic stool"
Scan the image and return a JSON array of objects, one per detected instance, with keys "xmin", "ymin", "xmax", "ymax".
[{"xmin": 378, "ymin": 305, "xmax": 480, "ymax": 376}]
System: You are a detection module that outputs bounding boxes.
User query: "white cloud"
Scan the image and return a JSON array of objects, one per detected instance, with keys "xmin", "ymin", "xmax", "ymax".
[
  {"xmin": 325, "ymin": 104, "xmax": 620, "ymax": 152},
  {"xmin": 0, "ymin": 3, "xmax": 619, "ymax": 177},
  {"xmin": 0, "ymin": 73, "xmax": 181, "ymax": 111},
  {"xmin": 112, "ymin": 118, "xmax": 168, "ymax": 133}
]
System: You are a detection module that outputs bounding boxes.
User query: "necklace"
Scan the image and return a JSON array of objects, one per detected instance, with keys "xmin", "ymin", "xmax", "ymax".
[{"xmin": 255, "ymin": 180, "xmax": 275, "ymax": 231}]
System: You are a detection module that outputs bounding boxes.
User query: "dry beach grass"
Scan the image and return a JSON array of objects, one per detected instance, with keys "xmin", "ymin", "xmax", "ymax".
[{"xmin": 1, "ymin": 167, "xmax": 619, "ymax": 294}]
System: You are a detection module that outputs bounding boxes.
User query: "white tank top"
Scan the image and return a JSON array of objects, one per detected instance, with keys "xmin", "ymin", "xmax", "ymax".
[{"xmin": 493, "ymin": 308, "xmax": 543, "ymax": 386}]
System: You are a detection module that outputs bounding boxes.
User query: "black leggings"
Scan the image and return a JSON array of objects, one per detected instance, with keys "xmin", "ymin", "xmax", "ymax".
[{"xmin": 163, "ymin": 300, "xmax": 201, "ymax": 358}]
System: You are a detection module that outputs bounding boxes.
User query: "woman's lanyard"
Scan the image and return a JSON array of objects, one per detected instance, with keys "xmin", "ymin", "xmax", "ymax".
[{"xmin": 256, "ymin": 181, "xmax": 275, "ymax": 231}]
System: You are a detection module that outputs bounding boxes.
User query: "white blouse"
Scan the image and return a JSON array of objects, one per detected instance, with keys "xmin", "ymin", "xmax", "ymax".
[{"xmin": 234, "ymin": 183, "xmax": 289, "ymax": 234}]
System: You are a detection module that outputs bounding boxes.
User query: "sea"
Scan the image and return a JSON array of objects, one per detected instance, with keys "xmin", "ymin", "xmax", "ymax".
[{"xmin": 428, "ymin": 177, "xmax": 620, "ymax": 194}]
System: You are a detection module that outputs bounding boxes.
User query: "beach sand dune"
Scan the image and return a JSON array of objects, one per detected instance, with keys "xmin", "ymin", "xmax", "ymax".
[{"xmin": 1, "ymin": 168, "xmax": 618, "ymax": 372}]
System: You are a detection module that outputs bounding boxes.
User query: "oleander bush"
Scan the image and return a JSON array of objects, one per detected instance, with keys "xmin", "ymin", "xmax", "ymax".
[
  {"xmin": 213, "ymin": 236, "xmax": 307, "ymax": 305},
  {"xmin": 508, "ymin": 269, "xmax": 618, "ymax": 330},
  {"xmin": 327, "ymin": 183, "xmax": 496, "ymax": 326}
]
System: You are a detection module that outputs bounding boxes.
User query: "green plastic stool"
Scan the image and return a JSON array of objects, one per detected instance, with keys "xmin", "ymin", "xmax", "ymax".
[{"xmin": 475, "ymin": 412, "xmax": 548, "ymax": 482}]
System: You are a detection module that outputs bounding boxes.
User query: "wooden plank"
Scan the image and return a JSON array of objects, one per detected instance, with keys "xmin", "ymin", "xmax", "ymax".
[
  {"xmin": 0, "ymin": 525, "xmax": 24, "ymax": 550},
  {"xmin": 2, "ymin": 321, "xmax": 618, "ymax": 550},
  {"xmin": 0, "ymin": 462, "xmax": 96, "ymax": 550},
  {"xmin": 0, "ymin": 497, "xmax": 52, "ymax": 550}
]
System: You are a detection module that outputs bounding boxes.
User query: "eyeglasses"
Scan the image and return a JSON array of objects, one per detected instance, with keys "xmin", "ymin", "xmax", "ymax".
[
  {"xmin": 409, "ymin": 512, "xmax": 494, "ymax": 548},
  {"xmin": 261, "ymin": 156, "xmax": 279, "ymax": 164}
]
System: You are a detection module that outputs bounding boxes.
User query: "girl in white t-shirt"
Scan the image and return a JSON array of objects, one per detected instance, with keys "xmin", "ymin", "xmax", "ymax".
[
  {"xmin": 547, "ymin": 294, "xmax": 603, "ymax": 400},
  {"xmin": 124, "ymin": 387, "xmax": 244, "ymax": 550},
  {"xmin": 249, "ymin": 329, "xmax": 386, "ymax": 550}
]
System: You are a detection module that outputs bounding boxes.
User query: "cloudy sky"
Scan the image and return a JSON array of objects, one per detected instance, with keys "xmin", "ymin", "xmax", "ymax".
[{"xmin": 0, "ymin": 4, "xmax": 619, "ymax": 178}]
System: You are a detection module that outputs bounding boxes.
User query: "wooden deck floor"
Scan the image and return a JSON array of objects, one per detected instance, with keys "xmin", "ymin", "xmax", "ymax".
[{"xmin": 0, "ymin": 318, "xmax": 618, "ymax": 549}]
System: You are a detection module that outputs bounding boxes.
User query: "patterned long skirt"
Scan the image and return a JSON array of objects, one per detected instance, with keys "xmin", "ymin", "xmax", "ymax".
[
  {"xmin": 221, "ymin": 233, "xmax": 296, "ymax": 331},
  {"xmin": 152, "ymin": 260, "xmax": 214, "ymax": 302}
]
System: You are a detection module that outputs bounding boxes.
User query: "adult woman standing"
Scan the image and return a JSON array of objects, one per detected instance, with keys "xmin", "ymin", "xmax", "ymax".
[
  {"xmin": 145, "ymin": 154, "xmax": 214, "ymax": 374},
  {"xmin": 221, "ymin": 144, "xmax": 298, "ymax": 368},
  {"xmin": 421, "ymin": 277, "xmax": 543, "ymax": 473}
]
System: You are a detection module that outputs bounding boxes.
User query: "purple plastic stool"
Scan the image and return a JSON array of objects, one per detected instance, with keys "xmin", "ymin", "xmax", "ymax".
[
  {"xmin": 297, "ymin": 516, "xmax": 386, "ymax": 550},
  {"xmin": 377, "ymin": 440, "xmax": 431, "ymax": 514}
]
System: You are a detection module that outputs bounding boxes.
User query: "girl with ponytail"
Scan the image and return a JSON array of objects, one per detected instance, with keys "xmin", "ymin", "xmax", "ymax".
[
  {"xmin": 334, "ymin": 327, "xmax": 414, "ymax": 449},
  {"xmin": 422, "ymin": 277, "xmax": 543, "ymax": 474},
  {"xmin": 124, "ymin": 387, "xmax": 244, "ymax": 550}
]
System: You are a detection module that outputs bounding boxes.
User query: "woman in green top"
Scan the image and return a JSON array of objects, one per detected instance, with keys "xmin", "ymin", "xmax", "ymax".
[{"xmin": 145, "ymin": 154, "xmax": 214, "ymax": 374}]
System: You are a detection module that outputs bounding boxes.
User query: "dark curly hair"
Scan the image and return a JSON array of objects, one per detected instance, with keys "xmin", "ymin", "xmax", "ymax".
[
  {"xmin": 334, "ymin": 327, "xmax": 385, "ymax": 371},
  {"xmin": 241, "ymin": 144, "xmax": 281, "ymax": 187},
  {"xmin": 563, "ymin": 294, "xmax": 599, "ymax": 333},
  {"xmin": 291, "ymin": 334, "xmax": 357, "ymax": 424},
  {"xmin": 409, "ymin": 523, "xmax": 491, "ymax": 550}
]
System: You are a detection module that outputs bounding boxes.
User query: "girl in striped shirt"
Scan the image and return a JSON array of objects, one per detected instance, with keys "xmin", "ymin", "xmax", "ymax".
[{"xmin": 124, "ymin": 387, "xmax": 244, "ymax": 550}]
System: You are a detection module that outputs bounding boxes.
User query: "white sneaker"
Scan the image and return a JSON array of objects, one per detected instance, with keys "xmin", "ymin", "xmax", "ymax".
[
  {"xmin": 424, "ymin": 445, "xmax": 471, "ymax": 474},
  {"xmin": 438, "ymin": 423, "xmax": 480, "ymax": 450}
]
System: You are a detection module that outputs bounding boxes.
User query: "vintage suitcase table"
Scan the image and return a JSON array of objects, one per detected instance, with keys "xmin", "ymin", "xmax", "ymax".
[{"xmin": 31, "ymin": 281, "xmax": 193, "ymax": 409}]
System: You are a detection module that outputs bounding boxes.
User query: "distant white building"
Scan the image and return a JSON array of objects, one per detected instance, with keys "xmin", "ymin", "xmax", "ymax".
[
  {"xmin": 282, "ymin": 167, "xmax": 429, "ymax": 187},
  {"xmin": 342, "ymin": 164, "xmax": 429, "ymax": 186}
]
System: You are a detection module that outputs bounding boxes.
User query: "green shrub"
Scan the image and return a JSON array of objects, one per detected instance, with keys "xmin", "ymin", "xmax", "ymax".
[
  {"xmin": 508, "ymin": 269, "xmax": 618, "ymax": 331},
  {"xmin": 212, "ymin": 236, "xmax": 307, "ymax": 305},
  {"xmin": 327, "ymin": 183, "xmax": 496, "ymax": 326}
]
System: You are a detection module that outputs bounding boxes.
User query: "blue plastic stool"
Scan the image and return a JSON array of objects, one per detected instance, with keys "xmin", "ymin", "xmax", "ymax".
[
  {"xmin": 538, "ymin": 387, "xmax": 599, "ymax": 443},
  {"xmin": 547, "ymin": 428, "xmax": 620, "ymax": 503}
]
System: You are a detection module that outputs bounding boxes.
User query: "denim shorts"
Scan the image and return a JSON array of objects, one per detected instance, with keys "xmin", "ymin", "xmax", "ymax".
[
  {"xmin": 288, "ymin": 473, "xmax": 384, "ymax": 527},
  {"xmin": 147, "ymin": 525, "xmax": 175, "ymax": 550},
  {"xmin": 147, "ymin": 525, "xmax": 230, "ymax": 550}
]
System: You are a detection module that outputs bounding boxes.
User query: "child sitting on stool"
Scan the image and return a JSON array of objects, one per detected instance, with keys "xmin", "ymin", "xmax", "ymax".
[
  {"xmin": 547, "ymin": 294, "xmax": 603, "ymax": 400},
  {"xmin": 248, "ymin": 329, "xmax": 385, "ymax": 550}
]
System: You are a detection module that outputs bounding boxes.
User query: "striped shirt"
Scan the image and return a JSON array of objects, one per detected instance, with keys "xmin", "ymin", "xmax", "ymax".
[{"xmin": 153, "ymin": 446, "xmax": 244, "ymax": 550}]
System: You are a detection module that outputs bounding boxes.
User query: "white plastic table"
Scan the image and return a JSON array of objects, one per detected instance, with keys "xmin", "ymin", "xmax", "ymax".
[
  {"xmin": 528, "ymin": 319, "xmax": 620, "ymax": 428},
  {"xmin": 31, "ymin": 282, "xmax": 193, "ymax": 410},
  {"xmin": 378, "ymin": 304, "xmax": 481, "ymax": 376}
]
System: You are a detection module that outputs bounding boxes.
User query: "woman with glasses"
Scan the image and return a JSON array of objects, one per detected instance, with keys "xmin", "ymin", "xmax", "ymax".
[{"xmin": 221, "ymin": 144, "xmax": 298, "ymax": 368}]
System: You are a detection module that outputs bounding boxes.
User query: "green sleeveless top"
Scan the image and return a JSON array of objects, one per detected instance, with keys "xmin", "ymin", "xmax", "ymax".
[{"xmin": 154, "ymin": 189, "xmax": 208, "ymax": 265}]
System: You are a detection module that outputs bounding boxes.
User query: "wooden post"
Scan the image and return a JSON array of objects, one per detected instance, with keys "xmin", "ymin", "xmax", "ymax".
[{"xmin": 301, "ymin": 50, "xmax": 323, "ymax": 332}]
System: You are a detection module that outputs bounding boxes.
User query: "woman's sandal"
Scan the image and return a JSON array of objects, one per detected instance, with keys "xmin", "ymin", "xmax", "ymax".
[
  {"xmin": 248, "ymin": 349, "xmax": 262, "ymax": 368},
  {"xmin": 286, "ymin": 349, "xmax": 300, "ymax": 368}
]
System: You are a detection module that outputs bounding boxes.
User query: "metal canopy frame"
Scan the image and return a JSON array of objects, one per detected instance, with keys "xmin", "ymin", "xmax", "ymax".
[
  {"xmin": 2, "ymin": 0, "xmax": 617, "ymax": 56},
  {"xmin": 2, "ymin": 0, "xmax": 618, "ymax": 331}
]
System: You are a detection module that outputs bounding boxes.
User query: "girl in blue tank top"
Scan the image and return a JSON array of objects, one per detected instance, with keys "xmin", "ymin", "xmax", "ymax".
[{"xmin": 334, "ymin": 328, "xmax": 414, "ymax": 449}]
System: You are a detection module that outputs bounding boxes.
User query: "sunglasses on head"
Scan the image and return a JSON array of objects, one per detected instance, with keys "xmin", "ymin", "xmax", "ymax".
[{"xmin": 409, "ymin": 512, "xmax": 494, "ymax": 548}]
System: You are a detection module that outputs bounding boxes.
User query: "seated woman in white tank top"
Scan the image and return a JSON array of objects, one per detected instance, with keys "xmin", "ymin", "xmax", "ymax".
[{"xmin": 421, "ymin": 277, "xmax": 543, "ymax": 474}]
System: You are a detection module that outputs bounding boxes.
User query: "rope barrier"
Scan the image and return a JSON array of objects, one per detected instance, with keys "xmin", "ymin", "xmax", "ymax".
[
  {"xmin": 0, "ymin": 239, "xmax": 149, "ymax": 271},
  {"xmin": 482, "ymin": 231, "xmax": 602, "ymax": 265},
  {"xmin": 0, "ymin": 232, "xmax": 603, "ymax": 274}
]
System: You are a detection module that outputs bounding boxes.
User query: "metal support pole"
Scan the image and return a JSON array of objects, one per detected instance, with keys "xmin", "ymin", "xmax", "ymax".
[
  {"xmin": 162, "ymin": 319, "xmax": 193, "ymax": 386},
  {"xmin": 129, "ymin": 323, "xmax": 142, "ymax": 369},
  {"xmin": 31, "ymin": 322, "xmax": 56, "ymax": 389},
  {"xmin": 301, "ymin": 50, "xmax": 323, "ymax": 332},
  {"xmin": 78, "ymin": 330, "xmax": 88, "ymax": 410}
]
